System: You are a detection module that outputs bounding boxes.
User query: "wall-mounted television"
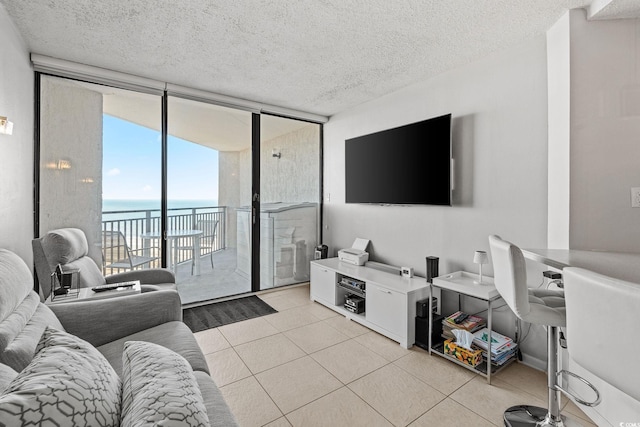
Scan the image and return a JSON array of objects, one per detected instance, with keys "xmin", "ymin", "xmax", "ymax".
[{"xmin": 345, "ymin": 113, "xmax": 452, "ymax": 205}]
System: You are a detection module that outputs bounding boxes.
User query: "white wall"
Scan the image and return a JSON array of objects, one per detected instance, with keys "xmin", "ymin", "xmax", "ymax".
[
  {"xmin": 324, "ymin": 36, "xmax": 550, "ymax": 275},
  {"xmin": 0, "ymin": 4, "xmax": 34, "ymax": 265},
  {"xmin": 557, "ymin": 11, "xmax": 640, "ymax": 425},
  {"xmin": 569, "ymin": 10, "xmax": 640, "ymax": 252},
  {"xmin": 547, "ymin": 11, "xmax": 572, "ymax": 250},
  {"xmin": 323, "ymin": 35, "xmax": 551, "ymax": 363}
]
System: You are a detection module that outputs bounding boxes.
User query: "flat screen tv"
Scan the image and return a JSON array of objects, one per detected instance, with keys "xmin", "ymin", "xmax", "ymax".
[{"xmin": 345, "ymin": 113, "xmax": 452, "ymax": 205}]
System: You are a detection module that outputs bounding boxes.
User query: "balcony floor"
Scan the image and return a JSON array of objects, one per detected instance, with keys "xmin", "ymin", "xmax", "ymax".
[{"xmin": 175, "ymin": 248, "xmax": 251, "ymax": 305}]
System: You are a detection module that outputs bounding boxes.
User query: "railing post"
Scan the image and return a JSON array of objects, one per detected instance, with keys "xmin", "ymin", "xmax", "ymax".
[
  {"xmin": 191, "ymin": 208, "xmax": 197, "ymax": 230},
  {"xmin": 143, "ymin": 210, "xmax": 151, "ymax": 257},
  {"xmin": 222, "ymin": 206, "xmax": 226, "ymax": 250}
]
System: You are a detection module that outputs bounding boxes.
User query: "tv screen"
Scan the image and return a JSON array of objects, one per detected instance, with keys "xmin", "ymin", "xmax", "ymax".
[{"xmin": 345, "ymin": 113, "xmax": 452, "ymax": 205}]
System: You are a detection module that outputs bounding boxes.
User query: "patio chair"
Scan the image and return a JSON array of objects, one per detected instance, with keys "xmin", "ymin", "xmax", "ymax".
[
  {"xmin": 177, "ymin": 219, "xmax": 218, "ymax": 275},
  {"xmin": 102, "ymin": 230, "xmax": 158, "ymax": 272}
]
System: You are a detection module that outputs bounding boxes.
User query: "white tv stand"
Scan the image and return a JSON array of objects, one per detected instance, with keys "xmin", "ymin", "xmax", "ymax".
[{"xmin": 310, "ymin": 258, "xmax": 436, "ymax": 348}]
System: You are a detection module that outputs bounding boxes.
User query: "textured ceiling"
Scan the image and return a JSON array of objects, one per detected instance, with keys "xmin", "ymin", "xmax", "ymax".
[{"xmin": 3, "ymin": 0, "xmax": 639, "ymax": 117}]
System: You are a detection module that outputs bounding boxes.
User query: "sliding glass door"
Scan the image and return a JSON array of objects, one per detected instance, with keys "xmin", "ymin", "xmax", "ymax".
[
  {"xmin": 37, "ymin": 74, "xmax": 322, "ymax": 304},
  {"xmin": 258, "ymin": 115, "xmax": 321, "ymax": 291},
  {"xmin": 167, "ymin": 97, "xmax": 252, "ymax": 303}
]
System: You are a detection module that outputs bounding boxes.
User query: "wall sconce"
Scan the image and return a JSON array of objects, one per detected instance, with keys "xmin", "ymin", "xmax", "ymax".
[
  {"xmin": 45, "ymin": 159, "xmax": 72, "ymax": 170},
  {"xmin": 57, "ymin": 159, "xmax": 72, "ymax": 170},
  {"xmin": 0, "ymin": 116, "xmax": 14, "ymax": 135},
  {"xmin": 272, "ymin": 148, "xmax": 281, "ymax": 159}
]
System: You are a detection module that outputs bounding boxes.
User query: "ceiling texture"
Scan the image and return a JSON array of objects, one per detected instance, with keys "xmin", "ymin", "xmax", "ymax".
[{"xmin": 2, "ymin": 0, "xmax": 640, "ymax": 118}]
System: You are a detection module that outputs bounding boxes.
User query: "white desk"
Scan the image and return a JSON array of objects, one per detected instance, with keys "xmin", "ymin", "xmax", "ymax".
[
  {"xmin": 522, "ymin": 249, "xmax": 640, "ymax": 283},
  {"xmin": 140, "ymin": 230, "xmax": 203, "ymax": 275}
]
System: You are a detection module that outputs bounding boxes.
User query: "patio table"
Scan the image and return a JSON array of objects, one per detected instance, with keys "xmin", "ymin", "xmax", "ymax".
[{"xmin": 140, "ymin": 229, "xmax": 203, "ymax": 275}]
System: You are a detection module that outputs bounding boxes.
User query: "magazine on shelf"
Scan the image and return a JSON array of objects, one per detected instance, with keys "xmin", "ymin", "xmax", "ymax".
[
  {"xmin": 442, "ymin": 311, "xmax": 486, "ymax": 332},
  {"xmin": 472, "ymin": 328, "xmax": 513, "ymax": 355},
  {"xmin": 479, "ymin": 341, "xmax": 518, "ymax": 365}
]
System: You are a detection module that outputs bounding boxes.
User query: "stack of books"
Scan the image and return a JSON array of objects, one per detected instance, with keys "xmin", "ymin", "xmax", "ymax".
[
  {"xmin": 441, "ymin": 311, "xmax": 486, "ymax": 340},
  {"xmin": 472, "ymin": 328, "xmax": 518, "ymax": 366}
]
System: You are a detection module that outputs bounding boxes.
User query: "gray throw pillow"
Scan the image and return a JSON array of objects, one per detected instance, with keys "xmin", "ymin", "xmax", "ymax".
[
  {"xmin": 0, "ymin": 364, "xmax": 17, "ymax": 394},
  {"xmin": 0, "ymin": 326, "xmax": 121, "ymax": 426},
  {"xmin": 121, "ymin": 341, "xmax": 211, "ymax": 427}
]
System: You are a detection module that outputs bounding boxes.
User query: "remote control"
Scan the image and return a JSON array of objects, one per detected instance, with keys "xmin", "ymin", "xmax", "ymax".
[
  {"xmin": 91, "ymin": 282, "xmax": 136, "ymax": 292},
  {"xmin": 453, "ymin": 313, "xmax": 469, "ymax": 324}
]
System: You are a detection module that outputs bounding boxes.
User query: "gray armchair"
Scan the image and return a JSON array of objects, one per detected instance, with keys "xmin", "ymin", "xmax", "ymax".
[{"xmin": 32, "ymin": 228, "xmax": 177, "ymax": 301}]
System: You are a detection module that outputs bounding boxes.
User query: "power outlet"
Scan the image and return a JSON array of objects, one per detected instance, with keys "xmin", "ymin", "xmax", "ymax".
[{"xmin": 632, "ymin": 187, "xmax": 640, "ymax": 208}]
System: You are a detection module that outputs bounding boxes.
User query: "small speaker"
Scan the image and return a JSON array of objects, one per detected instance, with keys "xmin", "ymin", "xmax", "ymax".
[
  {"xmin": 426, "ymin": 256, "xmax": 439, "ymax": 283},
  {"xmin": 414, "ymin": 315, "xmax": 444, "ymax": 350},
  {"xmin": 416, "ymin": 297, "xmax": 437, "ymax": 318}
]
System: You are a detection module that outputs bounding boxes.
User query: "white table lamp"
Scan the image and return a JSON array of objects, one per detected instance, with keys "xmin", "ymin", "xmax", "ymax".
[{"xmin": 473, "ymin": 250, "xmax": 488, "ymax": 284}]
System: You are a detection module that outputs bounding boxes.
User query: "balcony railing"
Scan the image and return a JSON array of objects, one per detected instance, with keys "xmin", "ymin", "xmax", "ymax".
[{"xmin": 101, "ymin": 205, "xmax": 226, "ymax": 275}]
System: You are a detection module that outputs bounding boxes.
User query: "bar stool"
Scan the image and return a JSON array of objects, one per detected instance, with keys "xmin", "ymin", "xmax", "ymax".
[
  {"xmin": 488, "ymin": 235, "xmax": 599, "ymax": 427},
  {"xmin": 564, "ymin": 267, "xmax": 640, "ymax": 422}
]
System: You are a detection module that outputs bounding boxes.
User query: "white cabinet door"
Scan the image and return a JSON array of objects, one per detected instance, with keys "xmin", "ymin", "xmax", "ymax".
[
  {"xmin": 310, "ymin": 263, "xmax": 336, "ymax": 305},
  {"xmin": 366, "ymin": 282, "xmax": 405, "ymax": 337}
]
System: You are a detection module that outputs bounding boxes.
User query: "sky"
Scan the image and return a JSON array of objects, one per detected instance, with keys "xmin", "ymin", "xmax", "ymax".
[{"xmin": 102, "ymin": 114, "xmax": 219, "ymax": 201}]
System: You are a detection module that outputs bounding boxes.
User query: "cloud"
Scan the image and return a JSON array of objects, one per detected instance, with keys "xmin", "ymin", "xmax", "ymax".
[
  {"xmin": 142, "ymin": 185, "xmax": 152, "ymax": 192},
  {"xmin": 106, "ymin": 168, "xmax": 121, "ymax": 176}
]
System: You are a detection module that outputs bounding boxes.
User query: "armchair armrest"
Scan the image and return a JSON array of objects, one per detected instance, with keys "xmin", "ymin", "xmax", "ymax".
[
  {"xmin": 105, "ymin": 268, "xmax": 175, "ymax": 285},
  {"xmin": 49, "ymin": 290, "xmax": 182, "ymax": 347}
]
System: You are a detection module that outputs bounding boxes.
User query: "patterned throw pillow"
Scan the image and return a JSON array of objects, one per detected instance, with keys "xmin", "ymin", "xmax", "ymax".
[
  {"xmin": 121, "ymin": 341, "xmax": 211, "ymax": 427},
  {"xmin": 0, "ymin": 326, "xmax": 121, "ymax": 426}
]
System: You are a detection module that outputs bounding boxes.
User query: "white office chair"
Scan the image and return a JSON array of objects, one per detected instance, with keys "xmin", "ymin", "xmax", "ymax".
[
  {"xmin": 488, "ymin": 235, "xmax": 599, "ymax": 427},
  {"xmin": 564, "ymin": 267, "xmax": 640, "ymax": 422}
]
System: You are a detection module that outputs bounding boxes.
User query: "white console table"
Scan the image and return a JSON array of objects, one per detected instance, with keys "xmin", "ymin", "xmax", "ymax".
[
  {"xmin": 429, "ymin": 271, "xmax": 511, "ymax": 384},
  {"xmin": 310, "ymin": 258, "xmax": 434, "ymax": 348}
]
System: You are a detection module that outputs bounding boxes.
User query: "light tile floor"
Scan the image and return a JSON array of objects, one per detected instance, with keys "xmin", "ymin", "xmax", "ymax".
[{"xmin": 194, "ymin": 284, "xmax": 597, "ymax": 427}]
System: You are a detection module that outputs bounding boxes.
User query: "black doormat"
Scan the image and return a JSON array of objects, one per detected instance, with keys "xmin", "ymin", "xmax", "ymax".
[{"xmin": 183, "ymin": 296, "xmax": 277, "ymax": 332}]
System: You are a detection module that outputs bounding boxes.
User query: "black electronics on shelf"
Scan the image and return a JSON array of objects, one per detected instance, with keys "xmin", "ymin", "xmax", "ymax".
[
  {"xmin": 416, "ymin": 297, "xmax": 438, "ymax": 318},
  {"xmin": 337, "ymin": 276, "xmax": 366, "ymax": 298},
  {"xmin": 344, "ymin": 295, "xmax": 365, "ymax": 314},
  {"xmin": 415, "ymin": 314, "xmax": 444, "ymax": 350}
]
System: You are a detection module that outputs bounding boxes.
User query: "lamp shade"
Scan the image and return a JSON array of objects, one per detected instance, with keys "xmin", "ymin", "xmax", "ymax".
[{"xmin": 473, "ymin": 250, "xmax": 488, "ymax": 265}]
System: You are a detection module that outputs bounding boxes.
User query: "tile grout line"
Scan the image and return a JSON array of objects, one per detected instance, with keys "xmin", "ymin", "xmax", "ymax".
[
  {"xmin": 346, "ymin": 357, "xmax": 449, "ymax": 427},
  {"xmin": 347, "ymin": 384, "xmax": 397, "ymax": 427},
  {"xmin": 203, "ymin": 286, "xmax": 596, "ymax": 426},
  {"xmin": 252, "ymin": 366, "xmax": 286, "ymax": 426},
  {"xmin": 445, "ymin": 381, "xmax": 497, "ymax": 427}
]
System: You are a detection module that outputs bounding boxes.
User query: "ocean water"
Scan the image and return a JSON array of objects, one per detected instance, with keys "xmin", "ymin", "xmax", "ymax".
[
  {"xmin": 103, "ymin": 199, "xmax": 218, "ymax": 212},
  {"xmin": 102, "ymin": 199, "xmax": 219, "ymax": 222}
]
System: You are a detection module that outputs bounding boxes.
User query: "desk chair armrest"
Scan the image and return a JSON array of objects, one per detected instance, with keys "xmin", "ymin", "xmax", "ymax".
[
  {"xmin": 49, "ymin": 290, "xmax": 182, "ymax": 347},
  {"xmin": 106, "ymin": 268, "xmax": 175, "ymax": 285}
]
